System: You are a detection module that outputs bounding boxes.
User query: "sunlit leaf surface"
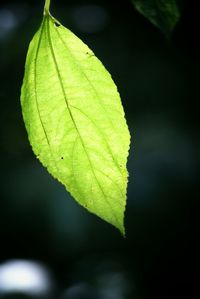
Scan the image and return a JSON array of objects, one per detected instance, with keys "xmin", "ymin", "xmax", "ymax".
[{"xmin": 20, "ymin": 12, "xmax": 130, "ymax": 234}]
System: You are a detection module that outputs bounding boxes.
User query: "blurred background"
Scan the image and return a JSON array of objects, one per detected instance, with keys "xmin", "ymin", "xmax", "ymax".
[{"xmin": 0, "ymin": 0, "xmax": 198, "ymax": 298}]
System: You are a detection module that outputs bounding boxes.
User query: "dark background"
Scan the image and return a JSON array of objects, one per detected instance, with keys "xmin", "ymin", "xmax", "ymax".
[{"xmin": 0, "ymin": 0, "xmax": 198, "ymax": 298}]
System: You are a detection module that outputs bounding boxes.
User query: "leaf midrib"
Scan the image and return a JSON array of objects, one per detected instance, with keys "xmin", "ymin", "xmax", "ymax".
[
  {"xmin": 45, "ymin": 16, "xmax": 122, "ymax": 228},
  {"xmin": 53, "ymin": 21, "xmax": 124, "ymax": 175}
]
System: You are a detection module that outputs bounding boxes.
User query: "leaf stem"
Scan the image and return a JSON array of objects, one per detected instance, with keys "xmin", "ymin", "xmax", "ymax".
[{"xmin": 44, "ymin": 0, "xmax": 51, "ymax": 15}]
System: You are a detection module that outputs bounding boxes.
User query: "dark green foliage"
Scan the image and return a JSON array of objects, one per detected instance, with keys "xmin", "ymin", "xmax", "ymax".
[{"xmin": 131, "ymin": 0, "xmax": 180, "ymax": 37}]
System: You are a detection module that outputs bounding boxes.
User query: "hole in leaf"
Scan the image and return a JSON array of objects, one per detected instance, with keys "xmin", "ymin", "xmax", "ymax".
[
  {"xmin": 54, "ymin": 21, "xmax": 60, "ymax": 27},
  {"xmin": 86, "ymin": 51, "xmax": 94, "ymax": 58}
]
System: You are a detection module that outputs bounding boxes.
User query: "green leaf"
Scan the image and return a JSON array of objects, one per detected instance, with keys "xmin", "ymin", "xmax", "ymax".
[
  {"xmin": 131, "ymin": 0, "xmax": 180, "ymax": 37},
  {"xmin": 20, "ymin": 9, "xmax": 130, "ymax": 235}
]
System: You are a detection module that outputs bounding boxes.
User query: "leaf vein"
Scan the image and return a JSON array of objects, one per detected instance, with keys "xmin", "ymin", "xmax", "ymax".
[
  {"xmin": 46, "ymin": 16, "xmax": 121, "ymax": 227},
  {"xmin": 54, "ymin": 24, "xmax": 122, "ymax": 170}
]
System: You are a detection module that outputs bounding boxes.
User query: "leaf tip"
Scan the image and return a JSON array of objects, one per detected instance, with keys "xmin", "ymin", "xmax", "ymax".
[
  {"xmin": 114, "ymin": 216, "xmax": 126, "ymax": 237},
  {"xmin": 120, "ymin": 226, "xmax": 126, "ymax": 238}
]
